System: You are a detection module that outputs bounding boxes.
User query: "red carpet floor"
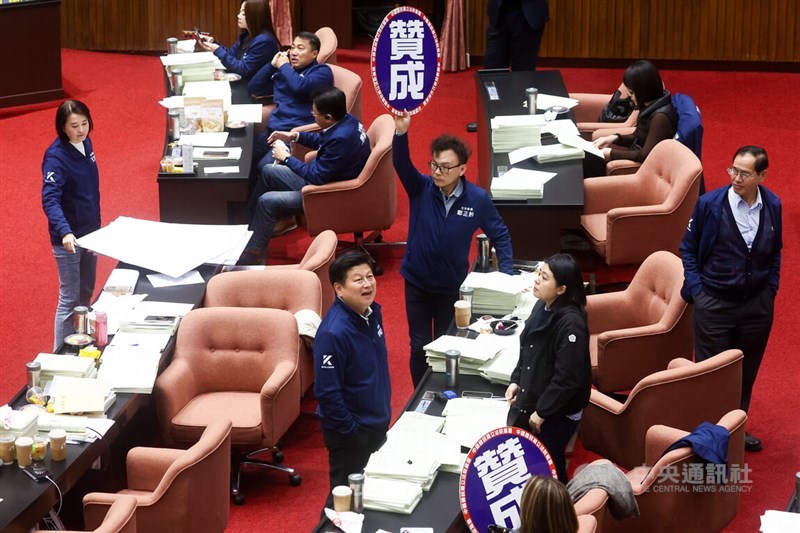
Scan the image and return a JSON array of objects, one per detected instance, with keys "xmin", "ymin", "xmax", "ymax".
[{"xmin": 1, "ymin": 48, "xmax": 799, "ymax": 532}]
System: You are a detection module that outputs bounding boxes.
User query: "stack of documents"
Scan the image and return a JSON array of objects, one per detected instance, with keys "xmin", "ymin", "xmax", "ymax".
[
  {"xmin": 490, "ymin": 114, "xmax": 545, "ymax": 152},
  {"xmin": 37, "ymin": 412, "xmax": 88, "ymax": 438},
  {"xmin": 380, "ymin": 412, "xmax": 460, "ymax": 472},
  {"xmin": 441, "ymin": 398, "xmax": 510, "ymax": 449},
  {"xmin": 160, "ymin": 52, "xmax": 218, "ymax": 82},
  {"xmin": 536, "ymin": 93, "xmax": 580, "ymax": 111},
  {"xmin": 424, "ymin": 335, "xmax": 502, "ymax": 375},
  {"xmin": 103, "ymin": 268, "xmax": 139, "ymax": 296},
  {"xmin": 99, "ymin": 344, "xmax": 163, "ymax": 394},
  {"xmin": 509, "ymin": 144, "xmax": 584, "ymax": 165},
  {"xmin": 364, "ymin": 451, "xmax": 439, "ymax": 488},
  {"xmin": 48, "ymin": 376, "xmax": 114, "ymax": 415},
  {"xmin": 363, "ymin": 477, "xmax": 424, "ymax": 514},
  {"xmin": 117, "ymin": 300, "xmax": 194, "ymax": 335},
  {"xmin": 558, "ymin": 133, "xmax": 605, "ymax": 159},
  {"xmin": 0, "ymin": 407, "xmax": 38, "ymax": 439},
  {"xmin": 35, "ymin": 353, "xmax": 97, "ymax": 382},
  {"xmin": 462, "ymin": 271, "xmax": 528, "ymax": 316},
  {"xmin": 491, "ymin": 168, "xmax": 556, "ymax": 200},
  {"xmin": 478, "ymin": 333, "xmax": 522, "ymax": 385}
]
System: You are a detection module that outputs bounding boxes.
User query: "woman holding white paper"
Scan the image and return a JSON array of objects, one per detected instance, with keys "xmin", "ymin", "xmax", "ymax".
[
  {"xmin": 505, "ymin": 254, "xmax": 591, "ymax": 483},
  {"xmin": 42, "ymin": 100, "xmax": 101, "ymax": 350},
  {"xmin": 198, "ymin": 0, "xmax": 278, "ymax": 81}
]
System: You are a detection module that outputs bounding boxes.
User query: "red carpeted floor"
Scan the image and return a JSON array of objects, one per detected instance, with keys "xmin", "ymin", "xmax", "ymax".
[{"xmin": 1, "ymin": 47, "xmax": 798, "ymax": 532}]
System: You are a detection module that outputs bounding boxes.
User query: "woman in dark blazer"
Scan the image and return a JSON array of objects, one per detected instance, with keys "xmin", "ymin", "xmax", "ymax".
[{"xmin": 506, "ymin": 253, "xmax": 592, "ymax": 482}]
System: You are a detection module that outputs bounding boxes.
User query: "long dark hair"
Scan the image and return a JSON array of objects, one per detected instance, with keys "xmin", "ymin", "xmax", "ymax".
[
  {"xmin": 544, "ymin": 253, "xmax": 586, "ymax": 308},
  {"xmin": 242, "ymin": 0, "xmax": 275, "ymax": 49}
]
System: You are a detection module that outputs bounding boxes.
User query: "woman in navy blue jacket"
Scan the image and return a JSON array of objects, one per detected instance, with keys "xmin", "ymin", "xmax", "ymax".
[
  {"xmin": 42, "ymin": 100, "xmax": 101, "ymax": 350},
  {"xmin": 506, "ymin": 254, "xmax": 591, "ymax": 483},
  {"xmin": 199, "ymin": 0, "xmax": 278, "ymax": 81}
]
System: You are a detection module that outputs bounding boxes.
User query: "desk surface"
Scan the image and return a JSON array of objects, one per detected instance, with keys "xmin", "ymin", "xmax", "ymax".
[{"xmin": 0, "ymin": 263, "xmax": 217, "ymax": 533}]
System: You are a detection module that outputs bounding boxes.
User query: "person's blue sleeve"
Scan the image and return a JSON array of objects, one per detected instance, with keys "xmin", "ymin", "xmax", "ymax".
[
  {"xmin": 769, "ymin": 199, "xmax": 782, "ymax": 293},
  {"xmin": 297, "ymin": 131, "xmax": 322, "ymax": 150},
  {"xmin": 481, "ymin": 194, "xmax": 514, "ymax": 274},
  {"xmin": 679, "ymin": 201, "xmax": 703, "ymax": 303},
  {"xmin": 41, "ymin": 153, "xmax": 72, "ymax": 239},
  {"xmin": 248, "ymin": 62, "xmax": 277, "ymax": 97},
  {"xmin": 285, "ymin": 135, "xmax": 347, "ymax": 185},
  {"xmin": 279, "ymin": 63, "xmax": 333, "ymax": 99},
  {"xmin": 392, "ymin": 131, "xmax": 426, "ymax": 197},
  {"xmin": 214, "ymin": 32, "xmax": 274, "ymax": 79},
  {"xmin": 313, "ymin": 330, "xmax": 357, "ymax": 434}
]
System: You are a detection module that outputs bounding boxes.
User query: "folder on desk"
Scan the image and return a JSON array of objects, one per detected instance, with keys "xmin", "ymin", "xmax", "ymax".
[
  {"xmin": 34, "ymin": 353, "xmax": 97, "ymax": 380},
  {"xmin": 49, "ymin": 376, "xmax": 110, "ymax": 415},
  {"xmin": 363, "ymin": 477, "xmax": 424, "ymax": 514},
  {"xmin": 491, "ymin": 167, "xmax": 556, "ymax": 200}
]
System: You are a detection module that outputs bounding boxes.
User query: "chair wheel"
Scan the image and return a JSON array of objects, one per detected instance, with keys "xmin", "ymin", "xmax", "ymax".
[
  {"xmin": 272, "ymin": 450, "xmax": 284, "ymax": 463},
  {"xmin": 233, "ymin": 493, "xmax": 245, "ymax": 505},
  {"xmin": 289, "ymin": 473, "xmax": 302, "ymax": 486}
]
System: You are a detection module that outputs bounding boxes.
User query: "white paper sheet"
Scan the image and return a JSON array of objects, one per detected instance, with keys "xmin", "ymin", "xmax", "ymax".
[
  {"xmin": 178, "ymin": 132, "xmax": 229, "ymax": 147},
  {"xmin": 558, "ymin": 133, "xmax": 605, "ymax": 158},
  {"xmin": 204, "ymin": 166, "xmax": 241, "ymax": 174},
  {"xmin": 536, "ymin": 93, "xmax": 580, "ymax": 110},
  {"xmin": 146, "ymin": 270, "xmax": 205, "ymax": 288},
  {"xmin": 227, "ymin": 103, "xmax": 263, "ymax": 123}
]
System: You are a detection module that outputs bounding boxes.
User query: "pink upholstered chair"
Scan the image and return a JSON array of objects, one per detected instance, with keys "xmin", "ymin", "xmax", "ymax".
[
  {"xmin": 33, "ymin": 495, "xmax": 137, "ymax": 533},
  {"xmin": 586, "ymin": 251, "xmax": 693, "ymax": 393},
  {"xmin": 316, "ymin": 26, "xmax": 338, "ymax": 65},
  {"xmin": 569, "ymin": 84, "xmax": 638, "ymax": 139},
  {"xmin": 265, "ymin": 229, "xmax": 338, "ymax": 316},
  {"xmin": 603, "ymin": 410, "xmax": 747, "ymax": 532},
  {"xmin": 83, "ymin": 419, "xmax": 232, "ymax": 532},
  {"xmin": 203, "ymin": 269, "xmax": 321, "ymax": 396},
  {"xmin": 579, "ymin": 350, "xmax": 743, "ymax": 469},
  {"xmin": 153, "ymin": 307, "xmax": 301, "ymax": 504},
  {"xmin": 581, "ymin": 139, "xmax": 702, "ymax": 267},
  {"xmin": 301, "ymin": 114, "xmax": 397, "ymax": 252}
]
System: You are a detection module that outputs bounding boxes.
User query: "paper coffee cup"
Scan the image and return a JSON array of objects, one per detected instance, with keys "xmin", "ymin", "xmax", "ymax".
[
  {"xmin": 0, "ymin": 434, "xmax": 15, "ymax": 465},
  {"xmin": 332, "ymin": 485, "xmax": 352, "ymax": 512},
  {"xmin": 50, "ymin": 429, "xmax": 67, "ymax": 462},
  {"xmin": 15, "ymin": 437, "xmax": 33, "ymax": 468},
  {"xmin": 454, "ymin": 299, "xmax": 472, "ymax": 329}
]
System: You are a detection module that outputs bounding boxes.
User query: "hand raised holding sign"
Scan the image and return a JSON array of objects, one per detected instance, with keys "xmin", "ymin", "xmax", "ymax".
[{"xmin": 394, "ymin": 110, "xmax": 411, "ymax": 135}]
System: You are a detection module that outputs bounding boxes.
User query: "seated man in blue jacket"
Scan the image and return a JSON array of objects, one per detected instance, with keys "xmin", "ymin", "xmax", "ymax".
[
  {"xmin": 239, "ymin": 88, "xmax": 370, "ymax": 264},
  {"xmin": 248, "ymin": 31, "xmax": 333, "ymax": 188},
  {"xmin": 393, "ymin": 112, "xmax": 514, "ymax": 387},
  {"xmin": 314, "ymin": 250, "xmax": 391, "ymax": 506}
]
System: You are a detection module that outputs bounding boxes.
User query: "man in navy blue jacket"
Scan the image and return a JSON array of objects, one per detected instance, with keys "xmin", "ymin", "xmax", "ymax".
[
  {"xmin": 680, "ymin": 145, "xmax": 782, "ymax": 452},
  {"xmin": 239, "ymin": 88, "xmax": 370, "ymax": 264},
  {"xmin": 248, "ymin": 31, "xmax": 333, "ymax": 186},
  {"xmin": 393, "ymin": 112, "xmax": 514, "ymax": 386},
  {"xmin": 485, "ymin": 0, "xmax": 549, "ymax": 71},
  {"xmin": 314, "ymin": 251, "xmax": 391, "ymax": 501}
]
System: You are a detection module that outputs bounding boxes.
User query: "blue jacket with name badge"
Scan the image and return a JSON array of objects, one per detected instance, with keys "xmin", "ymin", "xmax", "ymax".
[
  {"xmin": 213, "ymin": 31, "xmax": 278, "ymax": 80},
  {"xmin": 41, "ymin": 136, "xmax": 101, "ymax": 245},
  {"xmin": 287, "ymin": 113, "xmax": 370, "ymax": 185},
  {"xmin": 393, "ymin": 132, "xmax": 514, "ymax": 293},
  {"xmin": 313, "ymin": 298, "xmax": 391, "ymax": 435},
  {"xmin": 248, "ymin": 60, "xmax": 333, "ymax": 128}
]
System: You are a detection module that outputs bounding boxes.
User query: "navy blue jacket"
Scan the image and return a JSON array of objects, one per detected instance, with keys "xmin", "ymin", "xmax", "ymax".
[
  {"xmin": 41, "ymin": 137, "xmax": 101, "ymax": 245},
  {"xmin": 213, "ymin": 31, "xmax": 278, "ymax": 80},
  {"xmin": 314, "ymin": 298, "xmax": 392, "ymax": 435},
  {"xmin": 393, "ymin": 132, "xmax": 514, "ymax": 293},
  {"xmin": 287, "ymin": 114, "xmax": 370, "ymax": 185},
  {"xmin": 680, "ymin": 184, "xmax": 782, "ymax": 303},
  {"xmin": 248, "ymin": 60, "xmax": 333, "ymax": 128}
]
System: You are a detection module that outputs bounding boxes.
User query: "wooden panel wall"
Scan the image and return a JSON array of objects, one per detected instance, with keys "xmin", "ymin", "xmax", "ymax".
[
  {"xmin": 467, "ymin": 0, "xmax": 799, "ymax": 62},
  {"xmin": 61, "ymin": 0, "xmax": 798, "ymax": 63}
]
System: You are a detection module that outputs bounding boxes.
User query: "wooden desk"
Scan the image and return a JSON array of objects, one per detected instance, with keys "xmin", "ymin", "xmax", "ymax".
[
  {"xmin": 0, "ymin": 263, "xmax": 218, "ymax": 532},
  {"xmin": 475, "ymin": 70, "xmax": 584, "ymax": 261}
]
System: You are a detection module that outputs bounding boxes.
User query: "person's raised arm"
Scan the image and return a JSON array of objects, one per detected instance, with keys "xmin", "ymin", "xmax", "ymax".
[{"xmin": 392, "ymin": 111, "xmax": 426, "ymax": 197}]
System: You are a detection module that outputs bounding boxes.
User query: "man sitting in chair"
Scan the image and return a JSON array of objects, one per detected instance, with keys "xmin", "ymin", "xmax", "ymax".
[{"xmin": 239, "ymin": 87, "xmax": 370, "ymax": 265}]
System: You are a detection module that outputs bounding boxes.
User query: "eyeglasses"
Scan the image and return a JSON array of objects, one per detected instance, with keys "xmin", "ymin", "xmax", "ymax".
[
  {"xmin": 727, "ymin": 167, "xmax": 756, "ymax": 180},
  {"xmin": 428, "ymin": 161, "xmax": 461, "ymax": 175}
]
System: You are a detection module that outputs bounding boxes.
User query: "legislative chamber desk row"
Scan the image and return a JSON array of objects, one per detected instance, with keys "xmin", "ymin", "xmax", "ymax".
[
  {"xmin": 157, "ymin": 69, "xmax": 585, "ymax": 261},
  {"xmin": 0, "ymin": 264, "xmax": 219, "ymax": 533}
]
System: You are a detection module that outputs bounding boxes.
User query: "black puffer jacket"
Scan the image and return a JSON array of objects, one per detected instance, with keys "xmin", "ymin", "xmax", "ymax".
[{"xmin": 510, "ymin": 298, "xmax": 592, "ymax": 419}]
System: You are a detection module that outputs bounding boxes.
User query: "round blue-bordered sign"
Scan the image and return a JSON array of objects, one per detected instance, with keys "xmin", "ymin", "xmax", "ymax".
[
  {"xmin": 370, "ymin": 6, "xmax": 441, "ymax": 115},
  {"xmin": 459, "ymin": 426, "xmax": 557, "ymax": 533}
]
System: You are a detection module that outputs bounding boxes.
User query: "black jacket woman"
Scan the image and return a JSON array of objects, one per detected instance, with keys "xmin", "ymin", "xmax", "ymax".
[{"xmin": 505, "ymin": 254, "xmax": 592, "ymax": 482}]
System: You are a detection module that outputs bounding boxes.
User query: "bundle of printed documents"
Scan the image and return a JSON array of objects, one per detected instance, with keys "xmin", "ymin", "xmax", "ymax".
[
  {"xmin": 98, "ymin": 344, "xmax": 163, "ymax": 394},
  {"xmin": 441, "ymin": 398, "xmax": 510, "ymax": 449},
  {"xmin": 37, "ymin": 413, "xmax": 116, "ymax": 442},
  {"xmin": 160, "ymin": 52, "xmax": 219, "ymax": 82},
  {"xmin": 102, "ymin": 268, "xmax": 140, "ymax": 296},
  {"xmin": 117, "ymin": 300, "xmax": 194, "ymax": 335},
  {"xmin": 47, "ymin": 375, "xmax": 115, "ymax": 414},
  {"xmin": 508, "ymin": 143, "xmax": 584, "ymax": 165},
  {"xmin": 364, "ymin": 451, "xmax": 440, "ymax": 488},
  {"xmin": 490, "ymin": 168, "xmax": 557, "ymax": 200},
  {"xmin": 478, "ymin": 330, "xmax": 522, "ymax": 385},
  {"xmin": 424, "ymin": 335, "xmax": 504, "ymax": 375},
  {"xmin": 380, "ymin": 412, "xmax": 462, "ymax": 473},
  {"xmin": 462, "ymin": 271, "xmax": 528, "ymax": 315},
  {"xmin": 0, "ymin": 406, "xmax": 38, "ymax": 439},
  {"xmin": 35, "ymin": 353, "xmax": 97, "ymax": 381},
  {"xmin": 490, "ymin": 114, "xmax": 545, "ymax": 152},
  {"xmin": 363, "ymin": 477, "xmax": 423, "ymax": 514}
]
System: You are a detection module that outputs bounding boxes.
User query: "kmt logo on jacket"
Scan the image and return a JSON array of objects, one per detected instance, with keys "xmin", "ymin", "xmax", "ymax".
[
  {"xmin": 377, "ymin": 324, "xmax": 384, "ymax": 337},
  {"xmin": 456, "ymin": 206, "xmax": 475, "ymax": 218},
  {"xmin": 321, "ymin": 354, "xmax": 335, "ymax": 369},
  {"xmin": 45, "ymin": 171, "xmax": 56, "ymax": 183},
  {"xmin": 89, "ymin": 151, "xmax": 96, "ymax": 163}
]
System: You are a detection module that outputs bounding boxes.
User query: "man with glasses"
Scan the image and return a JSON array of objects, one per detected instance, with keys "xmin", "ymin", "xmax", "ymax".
[
  {"xmin": 393, "ymin": 112, "xmax": 514, "ymax": 387},
  {"xmin": 680, "ymin": 145, "xmax": 782, "ymax": 452},
  {"xmin": 239, "ymin": 87, "xmax": 369, "ymax": 264}
]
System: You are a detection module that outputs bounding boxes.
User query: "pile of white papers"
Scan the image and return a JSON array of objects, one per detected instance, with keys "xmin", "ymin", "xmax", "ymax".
[
  {"xmin": 424, "ymin": 335, "xmax": 503, "ymax": 375},
  {"xmin": 509, "ymin": 144, "xmax": 584, "ymax": 165},
  {"xmin": 0, "ymin": 406, "xmax": 38, "ymax": 439},
  {"xmin": 536, "ymin": 93, "xmax": 580, "ymax": 111},
  {"xmin": 365, "ymin": 451, "xmax": 439, "ymax": 487},
  {"xmin": 478, "ymin": 332, "xmax": 522, "ymax": 385},
  {"xmin": 760, "ymin": 510, "xmax": 800, "ymax": 532},
  {"xmin": 490, "ymin": 114, "xmax": 545, "ymax": 152},
  {"xmin": 98, "ymin": 344, "xmax": 162, "ymax": 394},
  {"xmin": 160, "ymin": 52, "xmax": 219, "ymax": 83},
  {"xmin": 491, "ymin": 167, "xmax": 556, "ymax": 199},
  {"xmin": 48, "ymin": 376, "xmax": 113, "ymax": 414},
  {"xmin": 363, "ymin": 477, "xmax": 423, "ymax": 514},
  {"xmin": 103, "ymin": 268, "xmax": 139, "ymax": 296},
  {"xmin": 380, "ymin": 411, "xmax": 460, "ymax": 471},
  {"xmin": 441, "ymin": 398, "xmax": 510, "ymax": 448},
  {"xmin": 558, "ymin": 133, "xmax": 604, "ymax": 159},
  {"xmin": 462, "ymin": 271, "xmax": 528, "ymax": 315},
  {"xmin": 117, "ymin": 300, "xmax": 193, "ymax": 336},
  {"xmin": 34, "ymin": 353, "xmax": 97, "ymax": 381}
]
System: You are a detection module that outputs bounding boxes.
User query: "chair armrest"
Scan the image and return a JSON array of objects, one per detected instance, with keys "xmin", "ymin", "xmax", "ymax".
[
  {"xmin": 126, "ymin": 447, "xmax": 184, "ymax": 492},
  {"xmin": 261, "ymin": 359, "xmax": 299, "ymax": 402},
  {"xmin": 643, "ymin": 424, "xmax": 690, "ymax": 466},
  {"xmin": 585, "ymin": 293, "xmax": 628, "ymax": 333},
  {"xmin": 667, "ymin": 357, "xmax": 694, "ymax": 369},
  {"xmin": 583, "ymin": 175, "xmax": 646, "ymax": 215},
  {"xmin": 606, "ymin": 159, "xmax": 641, "ymax": 176},
  {"xmin": 83, "ymin": 492, "xmax": 132, "ymax": 530},
  {"xmin": 263, "ymin": 264, "xmax": 299, "ymax": 271},
  {"xmin": 568, "ymin": 93, "xmax": 612, "ymax": 123},
  {"xmin": 152, "ymin": 360, "xmax": 198, "ymax": 444},
  {"xmin": 588, "ymin": 389, "xmax": 625, "ymax": 414}
]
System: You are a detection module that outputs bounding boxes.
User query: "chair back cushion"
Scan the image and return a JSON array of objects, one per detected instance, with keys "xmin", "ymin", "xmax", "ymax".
[
  {"xmin": 625, "ymin": 251, "xmax": 685, "ymax": 326},
  {"xmin": 329, "ymin": 64, "xmax": 361, "ymax": 120},
  {"xmin": 298, "ymin": 230, "xmax": 338, "ymax": 315},
  {"xmin": 204, "ymin": 269, "xmax": 322, "ymax": 315},
  {"xmin": 315, "ymin": 26, "xmax": 338, "ymax": 65}
]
